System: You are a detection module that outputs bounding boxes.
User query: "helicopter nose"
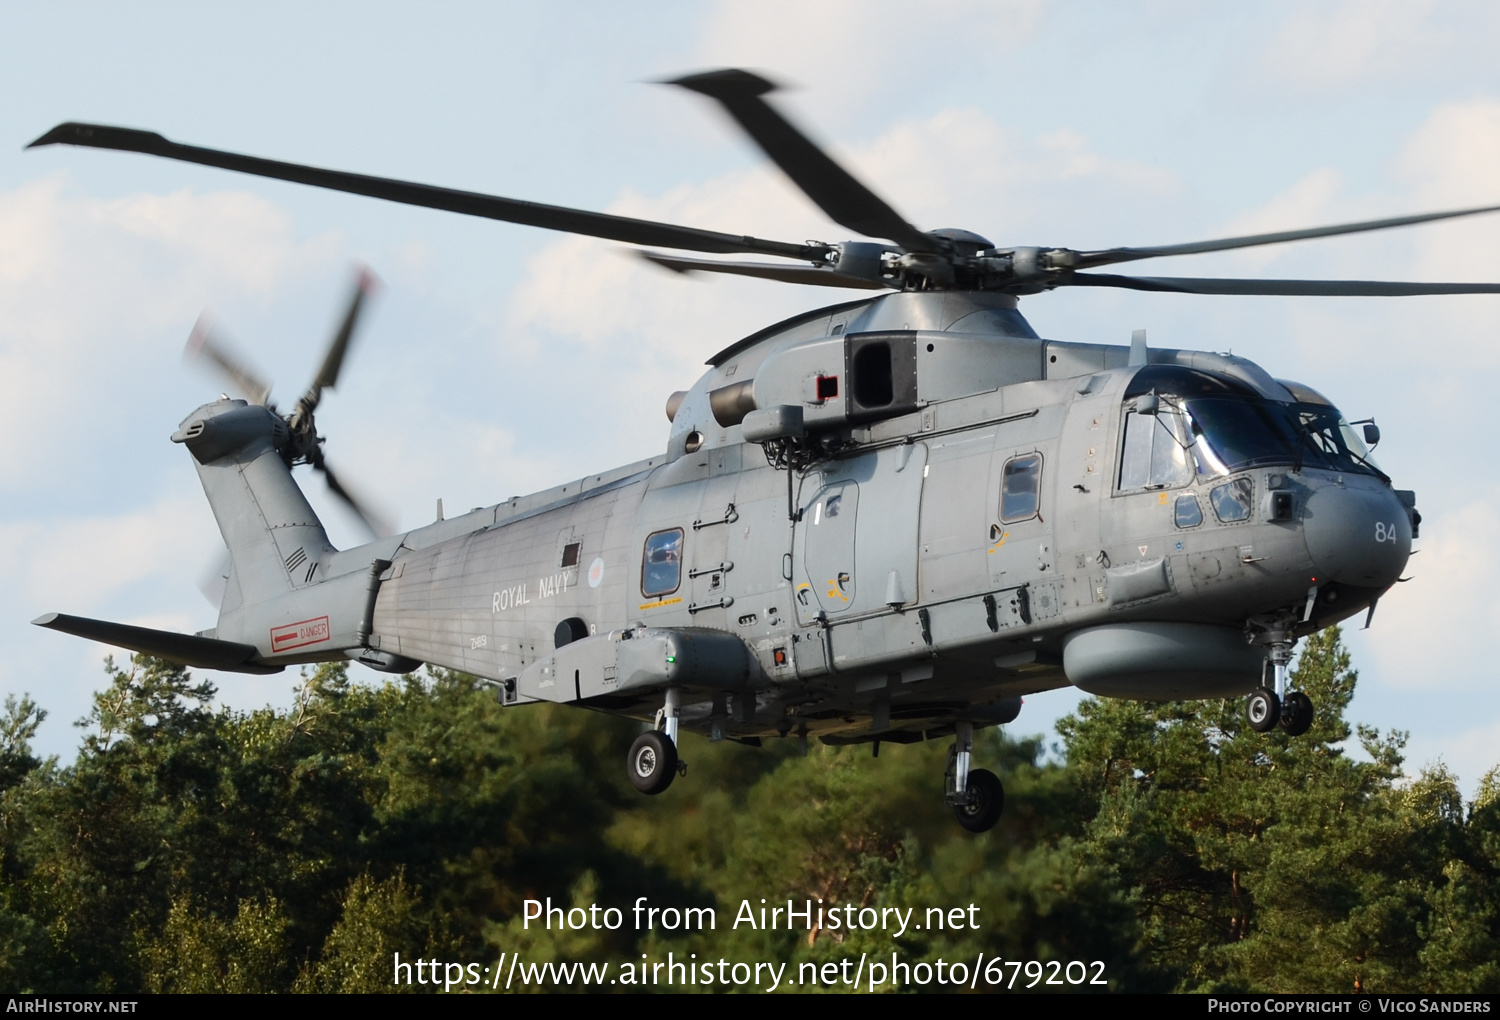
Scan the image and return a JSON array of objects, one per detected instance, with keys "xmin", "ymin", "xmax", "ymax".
[{"xmin": 1302, "ymin": 482, "xmax": 1411, "ymax": 587}]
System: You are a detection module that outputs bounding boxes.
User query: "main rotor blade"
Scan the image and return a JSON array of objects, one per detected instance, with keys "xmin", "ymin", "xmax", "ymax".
[
  {"xmin": 29, "ymin": 122, "xmax": 830, "ymax": 261},
  {"xmin": 185, "ymin": 315, "xmax": 273, "ymax": 405},
  {"xmin": 301, "ymin": 266, "xmax": 378, "ymax": 416},
  {"xmin": 668, "ymin": 70, "xmax": 940, "ymax": 254},
  {"xmin": 1064, "ymin": 273, "xmax": 1500, "ymax": 296},
  {"xmin": 640, "ymin": 251, "xmax": 889, "ymax": 290},
  {"xmin": 1073, "ymin": 203, "xmax": 1500, "ymax": 269}
]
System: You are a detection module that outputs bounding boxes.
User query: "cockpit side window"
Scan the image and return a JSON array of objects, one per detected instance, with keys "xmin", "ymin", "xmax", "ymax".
[
  {"xmin": 641, "ymin": 528, "xmax": 684, "ymax": 597},
  {"xmin": 1118, "ymin": 408, "xmax": 1195, "ymax": 492}
]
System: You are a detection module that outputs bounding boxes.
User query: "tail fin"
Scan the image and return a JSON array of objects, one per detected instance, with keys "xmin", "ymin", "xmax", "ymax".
[{"xmin": 173, "ymin": 398, "xmax": 334, "ymax": 613}]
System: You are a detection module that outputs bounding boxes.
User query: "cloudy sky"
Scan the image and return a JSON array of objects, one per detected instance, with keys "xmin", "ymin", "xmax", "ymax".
[{"xmin": 3, "ymin": 2, "xmax": 1498, "ymax": 792}]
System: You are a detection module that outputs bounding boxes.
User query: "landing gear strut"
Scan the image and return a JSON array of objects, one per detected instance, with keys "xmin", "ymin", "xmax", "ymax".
[
  {"xmin": 1246, "ymin": 617, "xmax": 1316, "ymax": 737},
  {"xmin": 945, "ymin": 721, "xmax": 1004, "ymax": 833},
  {"xmin": 627, "ymin": 687, "xmax": 689, "ymax": 795}
]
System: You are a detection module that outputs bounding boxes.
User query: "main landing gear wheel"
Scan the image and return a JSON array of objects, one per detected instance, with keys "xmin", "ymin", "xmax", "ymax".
[
  {"xmin": 953, "ymin": 768, "xmax": 1004, "ymax": 834},
  {"xmin": 1246, "ymin": 687, "xmax": 1281, "ymax": 733},
  {"xmin": 627, "ymin": 731, "xmax": 678, "ymax": 795},
  {"xmin": 1281, "ymin": 691, "xmax": 1314, "ymax": 736}
]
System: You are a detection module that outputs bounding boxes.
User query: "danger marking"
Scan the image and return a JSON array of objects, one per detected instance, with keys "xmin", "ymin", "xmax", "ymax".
[{"xmin": 271, "ymin": 615, "xmax": 330, "ymax": 652}]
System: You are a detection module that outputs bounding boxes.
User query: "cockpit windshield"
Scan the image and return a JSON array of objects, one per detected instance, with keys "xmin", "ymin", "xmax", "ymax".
[
  {"xmin": 1183, "ymin": 398, "xmax": 1381, "ymax": 476},
  {"xmin": 1119, "ymin": 367, "xmax": 1383, "ymax": 490}
]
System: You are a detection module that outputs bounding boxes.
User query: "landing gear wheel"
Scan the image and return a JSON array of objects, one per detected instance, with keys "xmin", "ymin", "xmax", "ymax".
[
  {"xmin": 1281, "ymin": 691, "xmax": 1314, "ymax": 737},
  {"xmin": 1246, "ymin": 687, "xmax": 1281, "ymax": 733},
  {"xmin": 627, "ymin": 731, "xmax": 678, "ymax": 795},
  {"xmin": 953, "ymin": 768, "xmax": 1004, "ymax": 833}
]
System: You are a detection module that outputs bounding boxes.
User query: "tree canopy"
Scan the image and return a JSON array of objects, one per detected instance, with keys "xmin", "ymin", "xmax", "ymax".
[{"xmin": 0, "ymin": 628, "xmax": 1493, "ymax": 993}]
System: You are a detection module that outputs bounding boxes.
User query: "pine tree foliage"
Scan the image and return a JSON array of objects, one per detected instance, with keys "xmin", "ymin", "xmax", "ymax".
[
  {"xmin": 0, "ymin": 629, "xmax": 1493, "ymax": 993},
  {"xmin": 1056, "ymin": 629, "xmax": 1496, "ymax": 992}
]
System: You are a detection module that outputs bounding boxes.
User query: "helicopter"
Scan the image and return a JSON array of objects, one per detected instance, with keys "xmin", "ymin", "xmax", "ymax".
[{"xmin": 28, "ymin": 68, "xmax": 1470, "ymax": 833}]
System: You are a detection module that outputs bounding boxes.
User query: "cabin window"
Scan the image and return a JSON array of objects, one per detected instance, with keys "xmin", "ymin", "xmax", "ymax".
[
  {"xmin": 641, "ymin": 529, "xmax": 684, "ymax": 597},
  {"xmin": 1000, "ymin": 453, "xmax": 1043, "ymax": 522},
  {"xmin": 1210, "ymin": 478, "xmax": 1254, "ymax": 523},
  {"xmin": 560, "ymin": 542, "xmax": 581, "ymax": 568},
  {"xmin": 1174, "ymin": 493, "xmax": 1204, "ymax": 528}
]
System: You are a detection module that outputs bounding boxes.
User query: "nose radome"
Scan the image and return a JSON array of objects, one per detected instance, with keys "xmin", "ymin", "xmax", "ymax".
[{"xmin": 1301, "ymin": 483, "xmax": 1411, "ymax": 587}]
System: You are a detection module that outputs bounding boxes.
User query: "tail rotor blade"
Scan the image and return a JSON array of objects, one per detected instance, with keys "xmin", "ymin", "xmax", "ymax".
[
  {"xmin": 301, "ymin": 266, "xmax": 379, "ymax": 417},
  {"xmin": 185, "ymin": 314, "xmax": 273, "ymax": 405},
  {"xmin": 317, "ymin": 458, "xmax": 393, "ymax": 538},
  {"xmin": 196, "ymin": 550, "xmax": 231, "ymax": 607}
]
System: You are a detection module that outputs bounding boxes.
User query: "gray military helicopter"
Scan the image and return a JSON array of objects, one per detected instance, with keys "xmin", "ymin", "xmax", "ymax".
[{"xmin": 30, "ymin": 70, "xmax": 1469, "ymax": 832}]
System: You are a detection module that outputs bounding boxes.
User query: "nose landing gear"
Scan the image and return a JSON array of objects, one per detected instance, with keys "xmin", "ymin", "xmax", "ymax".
[
  {"xmin": 1280, "ymin": 690, "xmax": 1314, "ymax": 737},
  {"xmin": 1245, "ymin": 616, "xmax": 1316, "ymax": 737},
  {"xmin": 1246, "ymin": 687, "xmax": 1281, "ymax": 733},
  {"xmin": 945, "ymin": 721, "xmax": 1005, "ymax": 833}
]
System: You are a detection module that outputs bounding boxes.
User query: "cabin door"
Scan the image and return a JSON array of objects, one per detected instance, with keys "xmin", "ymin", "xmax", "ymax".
[
  {"xmin": 792, "ymin": 443, "xmax": 926, "ymax": 626},
  {"xmin": 986, "ymin": 440, "xmax": 1059, "ymax": 589}
]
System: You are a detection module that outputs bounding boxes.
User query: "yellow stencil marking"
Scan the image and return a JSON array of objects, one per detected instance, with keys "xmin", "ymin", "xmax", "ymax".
[{"xmin": 638, "ymin": 596, "xmax": 683, "ymax": 611}]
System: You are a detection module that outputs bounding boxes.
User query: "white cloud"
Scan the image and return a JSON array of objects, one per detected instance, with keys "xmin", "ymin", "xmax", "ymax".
[
  {"xmin": 1250, "ymin": 0, "xmax": 1447, "ymax": 90},
  {"xmin": 1363, "ymin": 500, "xmax": 1500, "ymax": 692},
  {"xmin": 694, "ymin": 0, "xmax": 1046, "ymax": 117},
  {"xmin": 1395, "ymin": 100, "xmax": 1500, "ymax": 288},
  {"xmin": 0, "ymin": 175, "xmax": 338, "ymax": 339},
  {"xmin": 1406, "ymin": 718, "xmax": 1500, "ymax": 805},
  {"xmin": 0, "ymin": 176, "xmax": 344, "ymax": 482},
  {"xmin": 0, "ymin": 494, "xmax": 217, "ymax": 614},
  {"xmin": 1210, "ymin": 168, "xmax": 1347, "ymax": 273},
  {"xmin": 506, "ymin": 106, "xmax": 1182, "ymax": 367}
]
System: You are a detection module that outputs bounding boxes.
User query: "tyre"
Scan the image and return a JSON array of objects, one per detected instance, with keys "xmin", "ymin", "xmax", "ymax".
[
  {"xmin": 1246, "ymin": 687, "xmax": 1281, "ymax": 733},
  {"xmin": 627, "ymin": 731, "xmax": 678, "ymax": 795},
  {"xmin": 1281, "ymin": 691, "xmax": 1314, "ymax": 736},
  {"xmin": 953, "ymin": 768, "xmax": 1004, "ymax": 833}
]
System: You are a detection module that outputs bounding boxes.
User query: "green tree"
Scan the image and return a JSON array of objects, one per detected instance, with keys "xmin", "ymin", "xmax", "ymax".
[
  {"xmin": 0, "ymin": 694, "xmax": 48, "ymax": 793},
  {"xmin": 296, "ymin": 872, "xmax": 455, "ymax": 993},
  {"xmin": 1055, "ymin": 627, "xmax": 1489, "ymax": 993},
  {"xmin": 140, "ymin": 896, "xmax": 293, "ymax": 993},
  {"xmin": 2, "ymin": 632, "xmax": 1492, "ymax": 995}
]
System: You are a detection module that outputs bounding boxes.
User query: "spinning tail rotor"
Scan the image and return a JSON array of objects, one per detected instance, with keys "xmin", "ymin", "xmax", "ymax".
[{"xmin": 184, "ymin": 268, "xmax": 390, "ymax": 537}]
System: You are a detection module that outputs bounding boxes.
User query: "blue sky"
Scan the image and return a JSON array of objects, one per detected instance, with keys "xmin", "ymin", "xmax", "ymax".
[{"xmin": 3, "ymin": 1, "xmax": 1499, "ymax": 793}]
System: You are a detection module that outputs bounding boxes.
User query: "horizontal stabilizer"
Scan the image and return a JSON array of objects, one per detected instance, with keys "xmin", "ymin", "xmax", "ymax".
[{"xmin": 32, "ymin": 612, "xmax": 283, "ymax": 675}]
